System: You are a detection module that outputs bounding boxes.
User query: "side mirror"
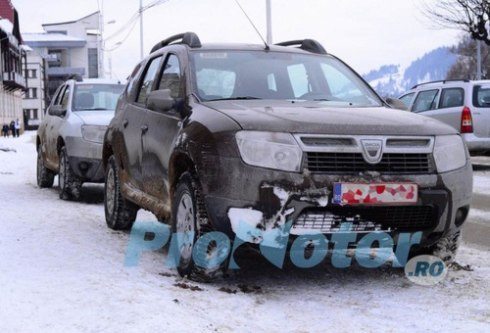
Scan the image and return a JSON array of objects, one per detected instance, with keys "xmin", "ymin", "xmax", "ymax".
[
  {"xmin": 49, "ymin": 105, "xmax": 67, "ymax": 117},
  {"xmin": 147, "ymin": 89, "xmax": 175, "ymax": 112},
  {"xmin": 385, "ymin": 97, "xmax": 408, "ymax": 111}
]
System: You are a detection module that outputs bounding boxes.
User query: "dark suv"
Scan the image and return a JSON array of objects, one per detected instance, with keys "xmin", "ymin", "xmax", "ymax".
[{"xmin": 103, "ymin": 32, "xmax": 473, "ymax": 278}]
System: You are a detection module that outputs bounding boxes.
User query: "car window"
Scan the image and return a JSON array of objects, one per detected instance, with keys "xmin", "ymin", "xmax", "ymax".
[
  {"xmin": 191, "ymin": 51, "xmax": 382, "ymax": 107},
  {"xmin": 53, "ymin": 85, "xmax": 66, "ymax": 105},
  {"xmin": 287, "ymin": 64, "xmax": 310, "ymax": 98},
  {"xmin": 73, "ymin": 84, "xmax": 125, "ymax": 111},
  {"xmin": 196, "ymin": 68, "xmax": 236, "ymax": 98},
  {"xmin": 399, "ymin": 93, "xmax": 415, "ymax": 108},
  {"xmin": 136, "ymin": 56, "xmax": 163, "ymax": 104},
  {"xmin": 60, "ymin": 85, "xmax": 71, "ymax": 109},
  {"xmin": 440, "ymin": 88, "xmax": 464, "ymax": 109},
  {"xmin": 158, "ymin": 54, "xmax": 183, "ymax": 98},
  {"xmin": 473, "ymin": 85, "xmax": 490, "ymax": 108},
  {"xmin": 412, "ymin": 89, "xmax": 439, "ymax": 113}
]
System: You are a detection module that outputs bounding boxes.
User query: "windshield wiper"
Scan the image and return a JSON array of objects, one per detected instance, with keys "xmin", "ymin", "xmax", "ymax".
[{"xmin": 206, "ymin": 96, "xmax": 262, "ymax": 101}]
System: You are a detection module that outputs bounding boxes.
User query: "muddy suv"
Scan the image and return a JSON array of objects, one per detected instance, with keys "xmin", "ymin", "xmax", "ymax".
[{"xmin": 103, "ymin": 33, "xmax": 473, "ymax": 277}]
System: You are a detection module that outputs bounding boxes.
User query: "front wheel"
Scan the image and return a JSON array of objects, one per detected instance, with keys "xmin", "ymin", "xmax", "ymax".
[
  {"xmin": 104, "ymin": 155, "xmax": 138, "ymax": 230},
  {"xmin": 172, "ymin": 173, "xmax": 224, "ymax": 281},
  {"xmin": 58, "ymin": 147, "xmax": 82, "ymax": 200},
  {"xmin": 37, "ymin": 145, "xmax": 55, "ymax": 188}
]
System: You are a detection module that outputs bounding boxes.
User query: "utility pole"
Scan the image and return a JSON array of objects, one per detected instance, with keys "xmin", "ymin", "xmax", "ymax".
[
  {"xmin": 266, "ymin": 0, "xmax": 272, "ymax": 44},
  {"xmin": 477, "ymin": 39, "xmax": 482, "ymax": 80},
  {"xmin": 139, "ymin": 0, "xmax": 144, "ymax": 60},
  {"xmin": 98, "ymin": 0, "xmax": 105, "ymax": 78}
]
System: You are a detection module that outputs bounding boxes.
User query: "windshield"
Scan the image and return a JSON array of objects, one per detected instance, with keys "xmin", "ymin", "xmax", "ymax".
[
  {"xmin": 190, "ymin": 51, "xmax": 382, "ymax": 107},
  {"xmin": 73, "ymin": 84, "xmax": 124, "ymax": 111}
]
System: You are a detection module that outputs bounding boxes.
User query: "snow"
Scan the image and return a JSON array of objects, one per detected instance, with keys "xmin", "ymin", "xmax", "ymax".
[
  {"xmin": 474, "ymin": 172, "xmax": 490, "ymax": 195},
  {"xmin": 22, "ymin": 32, "xmax": 86, "ymax": 43},
  {"xmin": 1, "ymin": 132, "xmax": 489, "ymax": 332},
  {"xmin": 0, "ymin": 19, "xmax": 13, "ymax": 34}
]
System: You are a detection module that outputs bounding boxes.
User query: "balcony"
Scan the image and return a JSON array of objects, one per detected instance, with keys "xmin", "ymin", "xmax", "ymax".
[
  {"xmin": 47, "ymin": 67, "xmax": 85, "ymax": 77},
  {"xmin": 2, "ymin": 71, "xmax": 27, "ymax": 90}
]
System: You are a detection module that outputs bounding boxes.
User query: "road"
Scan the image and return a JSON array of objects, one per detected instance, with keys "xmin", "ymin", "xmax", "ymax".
[{"xmin": 0, "ymin": 133, "xmax": 489, "ymax": 332}]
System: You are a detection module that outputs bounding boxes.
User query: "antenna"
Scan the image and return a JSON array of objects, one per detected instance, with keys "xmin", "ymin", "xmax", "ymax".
[{"xmin": 233, "ymin": 0, "xmax": 270, "ymax": 50}]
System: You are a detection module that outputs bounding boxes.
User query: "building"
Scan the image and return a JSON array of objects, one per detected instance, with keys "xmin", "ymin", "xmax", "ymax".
[
  {"xmin": 0, "ymin": 0, "xmax": 26, "ymax": 131},
  {"xmin": 22, "ymin": 46, "xmax": 47, "ymax": 130},
  {"xmin": 23, "ymin": 11, "xmax": 103, "ymax": 105}
]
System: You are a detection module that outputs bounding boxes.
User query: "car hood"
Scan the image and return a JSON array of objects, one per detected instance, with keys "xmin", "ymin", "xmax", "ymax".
[
  {"xmin": 73, "ymin": 110, "xmax": 115, "ymax": 126},
  {"xmin": 203, "ymin": 100, "xmax": 458, "ymax": 136}
]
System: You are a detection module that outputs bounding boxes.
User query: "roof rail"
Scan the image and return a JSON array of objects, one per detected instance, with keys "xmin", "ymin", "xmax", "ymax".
[
  {"xmin": 411, "ymin": 79, "xmax": 470, "ymax": 90},
  {"xmin": 275, "ymin": 39, "xmax": 327, "ymax": 54},
  {"xmin": 150, "ymin": 32, "xmax": 202, "ymax": 53}
]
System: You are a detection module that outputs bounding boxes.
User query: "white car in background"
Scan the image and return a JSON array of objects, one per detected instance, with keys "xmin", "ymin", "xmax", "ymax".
[
  {"xmin": 399, "ymin": 80, "xmax": 490, "ymax": 154},
  {"xmin": 36, "ymin": 78, "xmax": 125, "ymax": 200}
]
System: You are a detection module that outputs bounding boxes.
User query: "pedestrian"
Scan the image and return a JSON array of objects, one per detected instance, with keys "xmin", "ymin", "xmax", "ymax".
[
  {"xmin": 2, "ymin": 123, "xmax": 9, "ymax": 137},
  {"xmin": 14, "ymin": 119, "xmax": 21, "ymax": 137},
  {"xmin": 9, "ymin": 121, "xmax": 15, "ymax": 138}
]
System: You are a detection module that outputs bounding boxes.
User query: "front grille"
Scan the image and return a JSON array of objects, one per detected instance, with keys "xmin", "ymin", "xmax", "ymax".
[
  {"xmin": 293, "ymin": 206, "xmax": 438, "ymax": 233},
  {"xmin": 305, "ymin": 152, "xmax": 433, "ymax": 174}
]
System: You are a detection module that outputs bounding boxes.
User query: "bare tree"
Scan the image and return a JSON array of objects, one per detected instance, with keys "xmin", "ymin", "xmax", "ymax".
[
  {"xmin": 446, "ymin": 36, "xmax": 490, "ymax": 79},
  {"xmin": 425, "ymin": 0, "xmax": 490, "ymax": 45}
]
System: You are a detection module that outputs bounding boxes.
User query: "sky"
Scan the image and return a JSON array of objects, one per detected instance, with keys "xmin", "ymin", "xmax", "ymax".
[{"xmin": 11, "ymin": 0, "xmax": 462, "ymax": 81}]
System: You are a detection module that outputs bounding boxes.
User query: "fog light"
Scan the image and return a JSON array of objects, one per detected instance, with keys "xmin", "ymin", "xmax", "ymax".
[{"xmin": 455, "ymin": 207, "xmax": 469, "ymax": 227}]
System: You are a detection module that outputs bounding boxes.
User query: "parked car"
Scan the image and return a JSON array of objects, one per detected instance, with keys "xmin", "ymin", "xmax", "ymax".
[
  {"xmin": 103, "ymin": 32, "xmax": 473, "ymax": 279},
  {"xmin": 399, "ymin": 80, "xmax": 490, "ymax": 154},
  {"xmin": 36, "ymin": 78, "xmax": 125, "ymax": 200}
]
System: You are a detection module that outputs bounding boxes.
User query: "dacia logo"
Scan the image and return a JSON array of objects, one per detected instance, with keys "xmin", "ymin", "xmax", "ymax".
[{"xmin": 361, "ymin": 139, "xmax": 383, "ymax": 164}]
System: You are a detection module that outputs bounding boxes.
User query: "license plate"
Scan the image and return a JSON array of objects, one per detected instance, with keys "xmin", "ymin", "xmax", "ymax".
[{"xmin": 333, "ymin": 183, "xmax": 418, "ymax": 206}]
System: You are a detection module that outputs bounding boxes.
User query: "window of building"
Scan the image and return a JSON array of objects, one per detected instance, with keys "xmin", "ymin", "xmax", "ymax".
[
  {"xmin": 28, "ymin": 69, "xmax": 37, "ymax": 79},
  {"xmin": 32, "ymin": 109, "xmax": 39, "ymax": 119},
  {"xmin": 26, "ymin": 88, "xmax": 38, "ymax": 99},
  {"xmin": 88, "ymin": 48, "xmax": 99, "ymax": 78}
]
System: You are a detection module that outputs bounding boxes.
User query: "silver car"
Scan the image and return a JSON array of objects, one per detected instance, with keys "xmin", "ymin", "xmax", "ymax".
[
  {"xmin": 36, "ymin": 78, "xmax": 124, "ymax": 200},
  {"xmin": 399, "ymin": 80, "xmax": 490, "ymax": 154}
]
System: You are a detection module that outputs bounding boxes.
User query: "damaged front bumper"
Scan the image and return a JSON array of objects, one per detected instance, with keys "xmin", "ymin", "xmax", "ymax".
[{"xmin": 200, "ymin": 156, "xmax": 473, "ymax": 249}]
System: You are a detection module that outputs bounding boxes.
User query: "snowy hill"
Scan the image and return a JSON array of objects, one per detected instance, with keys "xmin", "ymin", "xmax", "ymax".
[{"xmin": 364, "ymin": 47, "xmax": 458, "ymax": 97}]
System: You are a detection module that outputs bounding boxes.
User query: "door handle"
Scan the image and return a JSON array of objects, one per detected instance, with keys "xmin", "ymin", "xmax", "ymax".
[
  {"xmin": 141, "ymin": 125, "xmax": 148, "ymax": 134},
  {"xmin": 123, "ymin": 119, "xmax": 129, "ymax": 128}
]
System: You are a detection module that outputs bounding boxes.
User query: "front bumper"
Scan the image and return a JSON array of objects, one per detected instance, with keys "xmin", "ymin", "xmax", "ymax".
[
  {"xmin": 65, "ymin": 136, "xmax": 105, "ymax": 182},
  {"xmin": 200, "ymin": 156, "xmax": 473, "ymax": 248}
]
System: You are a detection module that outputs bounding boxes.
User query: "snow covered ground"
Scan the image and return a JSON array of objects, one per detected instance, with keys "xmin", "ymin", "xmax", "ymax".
[{"xmin": 0, "ymin": 133, "xmax": 489, "ymax": 332}]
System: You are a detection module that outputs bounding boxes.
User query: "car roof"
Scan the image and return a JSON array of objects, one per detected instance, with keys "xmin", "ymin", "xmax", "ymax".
[{"xmin": 188, "ymin": 43, "xmax": 319, "ymax": 55}]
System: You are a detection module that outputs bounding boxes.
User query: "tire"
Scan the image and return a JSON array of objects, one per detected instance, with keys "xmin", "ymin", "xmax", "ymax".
[
  {"xmin": 37, "ymin": 145, "xmax": 55, "ymax": 188},
  {"xmin": 172, "ymin": 172, "xmax": 223, "ymax": 281},
  {"xmin": 104, "ymin": 155, "xmax": 138, "ymax": 230},
  {"xmin": 58, "ymin": 147, "xmax": 82, "ymax": 200},
  {"xmin": 414, "ymin": 231, "xmax": 461, "ymax": 266}
]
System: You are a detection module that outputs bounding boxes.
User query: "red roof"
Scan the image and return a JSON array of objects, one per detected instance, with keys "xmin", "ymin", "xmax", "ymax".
[{"xmin": 0, "ymin": 0, "xmax": 15, "ymax": 23}]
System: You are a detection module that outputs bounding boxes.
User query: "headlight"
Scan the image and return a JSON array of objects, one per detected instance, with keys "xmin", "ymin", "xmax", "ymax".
[
  {"xmin": 81, "ymin": 125, "xmax": 107, "ymax": 144},
  {"xmin": 433, "ymin": 135, "xmax": 468, "ymax": 173},
  {"xmin": 236, "ymin": 131, "xmax": 302, "ymax": 172}
]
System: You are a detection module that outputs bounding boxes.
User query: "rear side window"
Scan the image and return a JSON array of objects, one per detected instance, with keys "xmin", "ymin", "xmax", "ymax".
[
  {"xmin": 60, "ymin": 85, "xmax": 71, "ymax": 109},
  {"xmin": 473, "ymin": 85, "xmax": 490, "ymax": 108},
  {"xmin": 399, "ymin": 93, "xmax": 415, "ymax": 108},
  {"xmin": 439, "ymin": 88, "xmax": 464, "ymax": 109},
  {"xmin": 136, "ymin": 56, "xmax": 163, "ymax": 104},
  {"xmin": 412, "ymin": 90, "xmax": 439, "ymax": 113}
]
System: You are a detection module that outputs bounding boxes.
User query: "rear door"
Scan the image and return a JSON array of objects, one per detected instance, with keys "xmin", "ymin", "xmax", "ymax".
[
  {"xmin": 472, "ymin": 84, "xmax": 490, "ymax": 138},
  {"xmin": 433, "ymin": 87, "xmax": 465, "ymax": 131},
  {"xmin": 46, "ymin": 84, "xmax": 71, "ymax": 168},
  {"xmin": 142, "ymin": 53, "xmax": 184, "ymax": 203},
  {"xmin": 122, "ymin": 55, "xmax": 163, "ymax": 190}
]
